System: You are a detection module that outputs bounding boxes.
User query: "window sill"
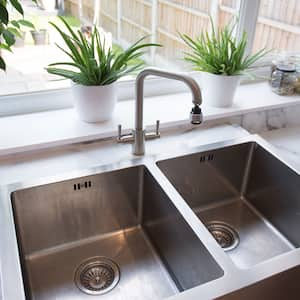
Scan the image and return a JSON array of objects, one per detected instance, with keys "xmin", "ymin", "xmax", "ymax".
[{"xmin": 0, "ymin": 82, "xmax": 300, "ymax": 157}]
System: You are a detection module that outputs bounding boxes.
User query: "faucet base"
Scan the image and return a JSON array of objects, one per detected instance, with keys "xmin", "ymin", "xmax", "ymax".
[{"xmin": 132, "ymin": 129, "xmax": 145, "ymax": 156}]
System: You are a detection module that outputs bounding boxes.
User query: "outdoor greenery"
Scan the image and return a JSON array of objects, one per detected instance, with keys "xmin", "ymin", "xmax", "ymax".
[
  {"xmin": 180, "ymin": 19, "xmax": 268, "ymax": 76},
  {"xmin": 0, "ymin": 0, "xmax": 35, "ymax": 70},
  {"xmin": 46, "ymin": 17, "xmax": 160, "ymax": 85},
  {"xmin": 28, "ymin": 15, "xmax": 80, "ymax": 31}
]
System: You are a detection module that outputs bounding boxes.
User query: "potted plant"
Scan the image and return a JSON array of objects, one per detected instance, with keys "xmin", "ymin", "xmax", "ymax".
[
  {"xmin": 30, "ymin": 17, "xmax": 48, "ymax": 45},
  {"xmin": 180, "ymin": 20, "xmax": 268, "ymax": 108},
  {"xmin": 31, "ymin": 29, "xmax": 48, "ymax": 45},
  {"xmin": 46, "ymin": 17, "xmax": 160, "ymax": 122},
  {"xmin": 10, "ymin": 19, "xmax": 35, "ymax": 47},
  {"xmin": 0, "ymin": 0, "xmax": 36, "ymax": 70}
]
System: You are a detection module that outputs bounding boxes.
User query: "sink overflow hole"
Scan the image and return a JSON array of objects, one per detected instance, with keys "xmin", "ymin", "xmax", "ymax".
[
  {"xmin": 199, "ymin": 154, "xmax": 214, "ymax": 163},
  {"xmin": 75, "ymin": 257, "xmax": 120, "ymax": 295},
  {"xmin": 74, "ymin": 181, "xmax": 92, "ymax": 191},
  {"xmin": 206, "ymin": 221, "xmax": 239, "ymax": 251}
]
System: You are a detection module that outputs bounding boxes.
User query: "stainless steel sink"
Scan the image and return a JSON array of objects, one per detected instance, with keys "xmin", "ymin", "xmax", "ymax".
[
  {"xmin": 217, "ymin": 264, "xmax": 300, "ymax": 300},
  {"xmin": 3, "ymin": 135, "xmax": 300, "ymax": 300},
  {"xmin": 11, "ymin": 165, "xmax": 223, "ymax": 300},
  {"xmin": 157, "ymin": 142, "xmax": 299, "ymax": 269}
]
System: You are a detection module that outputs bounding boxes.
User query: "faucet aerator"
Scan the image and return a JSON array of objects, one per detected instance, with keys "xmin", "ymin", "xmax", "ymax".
[{"xmin": 190, "ymin": 105, "xmax": 203, "ymax": 125}]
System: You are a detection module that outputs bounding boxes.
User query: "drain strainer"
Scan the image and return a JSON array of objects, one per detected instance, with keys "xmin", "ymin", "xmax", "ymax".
[
  {"xmin": 75, "ymin": 257, "xmax": 120, "ymax": 295},
  {"xmin": 206, "ymin": 221, "xmax": 239, "ymax": 251}
]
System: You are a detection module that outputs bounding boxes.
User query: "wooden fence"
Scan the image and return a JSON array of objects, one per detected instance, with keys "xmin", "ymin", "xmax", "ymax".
[
  {"xmin": 64, "ymin": 0, "xmax": 300, "ymax": 67},
  {"xmin": 253, "ymin": 0, "xmax": 300, "ymax": 53}
]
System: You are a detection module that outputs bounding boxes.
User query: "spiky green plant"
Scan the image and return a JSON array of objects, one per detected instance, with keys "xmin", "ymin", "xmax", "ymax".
[
  {"xmin": 46, "ymin": 17, "xmax": 160, "ymax": 85},
  {"xmin": 180, "ymin": 19, "xmax": 268, "ymax": 76}
]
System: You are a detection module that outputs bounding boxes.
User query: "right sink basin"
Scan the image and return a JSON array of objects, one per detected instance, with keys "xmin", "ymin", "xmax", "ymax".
[{"xmin": 157, "ymin": 142, "xmax": 300, "ymax": 269}]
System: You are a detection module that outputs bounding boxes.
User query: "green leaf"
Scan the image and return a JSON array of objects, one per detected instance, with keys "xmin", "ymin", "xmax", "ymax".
[
  {"xmin": 57, "ymin": 16, "xmax": 80, "ymax": 42},
  {"xmin": 0, "ymin": 44, "xmax": 12, "ymax": 51},
  {"xmin": 18, "ymin": 19, "xmax": 35, "ymax": 29},
  {"xmin": 11, "ymin": 20, "xmax": 20, "ymax": 28},
  {"xmin": 3, "ymin": 29, "xmax": 15, "ymax": 46},
  {"xmin": 0, "ymin": 56, "xmax": 6, "ymax": 71},
  {"xmin": 46, "ymin": 67, "xmax": 80, "ymax": 80},
  {"xmin": 9, "ymin": 0, "xmax": 23, "ymax": 15},
  {"xmin": 0, "ymin": 3, "xmax": 9, "ymax": 25},
  {"xmin": 7, "ymin": 27, "xmax": 22, "ymax": 37},
  {"xmin": 49, "ymin": 22, "xmax": 85, "ymax": 66}
]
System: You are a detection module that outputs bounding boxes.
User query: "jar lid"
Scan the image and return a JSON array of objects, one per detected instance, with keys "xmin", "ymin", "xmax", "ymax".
[{"xmin": 276, "ymin": 64, "xmax": 296, "ymax": 72}]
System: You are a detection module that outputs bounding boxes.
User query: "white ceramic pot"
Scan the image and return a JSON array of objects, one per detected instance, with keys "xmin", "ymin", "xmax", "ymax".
[
  {"xmin": 201, "ymin": 72, "xmax": 241, "ymax": 108},
  {"xmin": 14, "ymin": 31, "xmax": 26, "ymax": 47},
  {"xmin": 31, "ymin": 30, "xmax": 48, "ymax": 45},
  {"xmin": 72, "ymin": 82, "xmax": 117, "ymax": 123}
]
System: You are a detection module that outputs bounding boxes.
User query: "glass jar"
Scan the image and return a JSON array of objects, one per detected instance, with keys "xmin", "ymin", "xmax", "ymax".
[
  {"xmin": 271, "ymin": 64, "xmax": 297, "ymax": 96},
  {"xmin": 295, "ymin": 65, "xmax": 300, "ymax": 94}
]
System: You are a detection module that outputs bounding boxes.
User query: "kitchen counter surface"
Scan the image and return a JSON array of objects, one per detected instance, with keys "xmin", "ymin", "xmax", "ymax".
[
  {"xmin": 1, "ymin": 123, "xmax": 300, "ymax": 300},
  {"xmin": 0, "ymin": 123, "xmax": 247, "ymax": 186}
]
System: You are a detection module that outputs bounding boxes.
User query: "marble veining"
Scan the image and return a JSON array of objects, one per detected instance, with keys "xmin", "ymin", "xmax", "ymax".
[{"xmin": 228, "ymin": 104, "xmax": 300, "ymax": 133}]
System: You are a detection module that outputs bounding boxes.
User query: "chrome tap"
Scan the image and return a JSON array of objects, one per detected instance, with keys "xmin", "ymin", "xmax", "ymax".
[{"xmin": 118, "ymin": 67, "xmax": 203, "ymax": 155}]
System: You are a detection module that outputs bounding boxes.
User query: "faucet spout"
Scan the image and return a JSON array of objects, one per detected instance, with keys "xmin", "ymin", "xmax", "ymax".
[{"xmin": 133, "ymin": 67, "xmax": 203, "ymax": 155}]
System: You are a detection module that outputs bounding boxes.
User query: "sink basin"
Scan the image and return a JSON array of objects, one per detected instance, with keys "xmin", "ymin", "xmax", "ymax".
[
  {"xmin": 157, "ymin": 142, "xmax": 300, "ymax": 268},
  {"xmin": 12, "ymin": 165, "xmax": 223, "ymax": 300}
]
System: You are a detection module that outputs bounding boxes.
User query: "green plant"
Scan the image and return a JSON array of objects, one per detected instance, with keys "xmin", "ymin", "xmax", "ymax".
[
  {"xmin": 180, "ymin": 19, "xmax": 268, "ymax": 76},
  {"xmin": 59, "ymin": 15, "xmax": 81, "ymax": 28},
  {"xmin": 0, "ymin": 0, "xmax": 35, "ymax": 70},
  {"xmin": 46, "ymin": 17, "xmax": 160, "ymax": 85},
  {"xmin": 9, "ymin": 19, "xmax": 35, "ymax": 35}
]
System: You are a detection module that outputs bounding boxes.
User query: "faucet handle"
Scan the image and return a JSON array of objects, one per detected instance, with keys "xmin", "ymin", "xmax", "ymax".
[
  {"xmin": 155, "ymin": 120, "xmax": 160, "ymax": 135},
  {"xmin": 117, "ymin": 124, "xmax": 134, "ymax": 143},
  {"xmin": 145, "ymin": 120, "xmax": 160, "ymax": 140},
  {"xmin": 118, "ymin": 124, "xmax": 122, "ymax": 139}
]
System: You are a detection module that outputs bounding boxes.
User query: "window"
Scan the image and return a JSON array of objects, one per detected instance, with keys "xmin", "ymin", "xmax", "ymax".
[
  {"xmin": 252, "ymin": 0, "xmax": 300, "ymax": 54},
  {"xmin": 0, "ymin": 1, "xmax": 299, "ymax": 104},
  {"xmin": 71, "ymin": 0, "xmax": 240, "ymax": 68}
]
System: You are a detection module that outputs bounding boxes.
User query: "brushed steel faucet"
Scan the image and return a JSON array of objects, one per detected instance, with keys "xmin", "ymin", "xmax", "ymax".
[{"xmin": 118, "ymin": 67, "xmax": 203, "ymax": 155}]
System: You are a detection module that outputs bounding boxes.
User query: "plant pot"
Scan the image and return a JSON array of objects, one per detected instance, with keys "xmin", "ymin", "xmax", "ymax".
[
  {"xmin": 14, "ymin": 31, "xmax": 26, "ymax": 47},
  {"xmin": 31, "ymin": 29, "xmax": 48, "ymax": 45},
  {"xmin": 71, "ymin": 83, "xmax": 117, "ymax": 123},
  {"xmin": 201, "ymin": 72, "xmax": 241, "ymax": 108}
]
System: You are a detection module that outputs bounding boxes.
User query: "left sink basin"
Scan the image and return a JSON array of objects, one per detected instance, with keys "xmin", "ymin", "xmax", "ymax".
[{"xmin": 12, "ymin": 165, "xmax": 223, "ymax": 300}]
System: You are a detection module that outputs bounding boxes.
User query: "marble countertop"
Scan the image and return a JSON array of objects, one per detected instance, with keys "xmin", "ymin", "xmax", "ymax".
[
  {"xmin": 0, "ymin": 124, "xmax": 248, "ymax": 186},
  {"xmin": 2, "ymin": 123, "xmax": 299, "ymax": 188},
  {"xmin": 1, "ymin": 123, "xmax": 300, "ymax": 300},
  {"xmin": 260, "ymin": 126, "xmax": 300, "ymax": 172}
]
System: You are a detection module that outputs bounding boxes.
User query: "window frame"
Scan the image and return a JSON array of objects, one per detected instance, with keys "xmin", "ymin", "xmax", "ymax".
[{"xmin": 0, "ymin": 0, "xmax": 297, "ymax": 116}]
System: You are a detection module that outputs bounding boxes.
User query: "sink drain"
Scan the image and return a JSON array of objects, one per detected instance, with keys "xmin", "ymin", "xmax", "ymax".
[
  {"xmin": 206, "ymin": 221, "xmax": 239, "ymax": 251},
  {"xmin": 75, "ymin": 257, "xmax": 120, "ymax": 295}
]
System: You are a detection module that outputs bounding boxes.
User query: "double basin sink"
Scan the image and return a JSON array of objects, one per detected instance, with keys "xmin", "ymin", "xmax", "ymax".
[{"xmin": 3, "ymin": 135, "xmax": 300, "ymax": 299}]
